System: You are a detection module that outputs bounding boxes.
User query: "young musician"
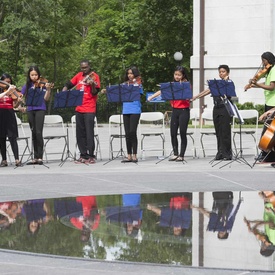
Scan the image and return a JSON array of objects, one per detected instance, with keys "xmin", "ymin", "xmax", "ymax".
[
  {"xmin": 245, "ymin": 52, "xmax": 275, "ymax": 162},
  {"xmin": 21, "ymin": 66, "xmax": 52, "ymax": 165},
  {"xmin": 148, "ymin": 66, "xmax": 190, "ymax": 162},
  {"xmin": 0, "ymin": 73, "xmax": 23, "ymax": 167},
  {"xmin": 62, "ymin": 60, "xmax": 100, "ymax": 164},
  {"xmin": 192, "ymin": 65, "xmax": 233, "ymax": 160},
  {"xmin": 121, "ymin": 66, "xmax": 142, "ymax": 163}
]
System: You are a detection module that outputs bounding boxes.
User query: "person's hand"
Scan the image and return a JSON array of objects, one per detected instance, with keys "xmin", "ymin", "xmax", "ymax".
[
  {"xmin": 259, "ymin": 111, "xmax": 272, "ymax": 122},
  {"xmin": 101, "ymin": 89, "xmax": 107, "ymax": 94}
]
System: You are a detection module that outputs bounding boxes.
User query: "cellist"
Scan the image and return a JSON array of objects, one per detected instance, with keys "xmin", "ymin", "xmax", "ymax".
[{"xmin": 245, "ymin": 52, "xmax": 275, "ymax": 163}]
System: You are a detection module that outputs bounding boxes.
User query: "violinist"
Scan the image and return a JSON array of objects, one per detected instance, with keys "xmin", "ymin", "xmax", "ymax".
[
  {"xmin": 0, "ymin": 73, "xmax": 23, "ymax": 167},
  {"xmin": 192, "ymin": 65, "xmax": 233, "ymax": 161},
  {"xmin": 247, "ymin": 52, "xmax": 275, "ymax": 163},
  {"xmin": 120, "ymin": 66, "xmax": 143, "ymax": 163},
  {"xmin": 21, "ymin": 66, "xmax": 52, "ymax": 165},
  {"xmin": 62, "ymin": 59, "xmax": 100, "ymax": 164}
]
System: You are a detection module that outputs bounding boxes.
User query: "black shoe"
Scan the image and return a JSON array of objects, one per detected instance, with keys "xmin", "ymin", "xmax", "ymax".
[
  {"xmin": 27, "ymin": 160, "xmax": 39, "ymax": 165},
  {"xmin": 121, "ymin": 158, "xmax": 132, "ymax": 163},
  {"xmin": 215, "ymin": 153, "xmax": 223, "ymax": 160},
  {"xmin": 132, "ymin": 158, "xmax": 138, "ymax": 163},
  {"xmin": 271, "ymin": 163, "xmax": 275, "ymax": 168}
]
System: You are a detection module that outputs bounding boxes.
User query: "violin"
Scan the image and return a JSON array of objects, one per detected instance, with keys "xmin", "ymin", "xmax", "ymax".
[
  {"xmin": 0, "ymin": 80, "xmax": 23, "ymax": 100},
  {"xmin": 82, "ymin": 72, "xmax": 98, "ymax": 95},
  {"xmin": 34, "ymin": 77, "xmax": 54, "ymax": 88},
  {"xmin": 244, "ymin": 64, "xmax": 272, "ymax": 91}
]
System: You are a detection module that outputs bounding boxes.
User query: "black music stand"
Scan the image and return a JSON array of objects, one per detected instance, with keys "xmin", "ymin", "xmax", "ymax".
[
  {"xmin": 104, "ymin": 83, "xmax": 141, "ymax": 165},
  {"xmin": 218, "ymin": 103, "xmax": 252, "ymax": 169},
  {"xmin": 53, "ymin": 90, "xmax": 84, "ymax": 166},
  {"xmin": 156, "ymin": 82, "xmax": 192, "ymax": 164},
  {"xmin": 26, "ymin": 88, "xmax": 45, "ymax": 107}
]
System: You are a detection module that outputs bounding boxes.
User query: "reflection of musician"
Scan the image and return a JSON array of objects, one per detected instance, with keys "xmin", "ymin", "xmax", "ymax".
[
  {"xmin": 250, "ymin": 52, "xmax": 275, "ymax": 163},
  {"xmin": 0, "ymin": 73, "xmax": 23, "ymax": 167},
  {"xmin": 192, "ymin": 192, "xmax": 241, "ymax": 240},
  {"xmin": 69, "ymin": 196, "xmax": 100, "ymax": 242},
  {"xmin": 147, "ymin": 193, "xmax": 192, "ymax": 236},
  {"xmin": 244, "ymin": 191, "xmax": 275, "ymax": 257},
  {"xmin": 62, "ymin": 60, "xmax": 100, "ymax": 164},
  {"xmin": 192, "ymin": 65, "xmax": 233, "ymax": 161},
  {"xmin": 105, "ymin": 194, "xmax": 142, "ymax": 238}
]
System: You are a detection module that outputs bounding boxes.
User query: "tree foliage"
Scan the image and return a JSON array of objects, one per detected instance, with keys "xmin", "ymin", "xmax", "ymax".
[{"xmin": 0, "ymin": 0, "xmax": 193, "ymax": 121}]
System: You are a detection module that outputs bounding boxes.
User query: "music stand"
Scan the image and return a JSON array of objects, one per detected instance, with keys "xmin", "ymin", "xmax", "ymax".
[
  {"xmin": 104, "ymin": 83, "xmax": 141, "ymax": 165},
  {"xmin": 216, "ymin": 103, "xmax": 252, "ymax": 169},
  {"xmin": 26, "ymin": 88, "xmax": 45, "ymax": 107},
  {"xmin": 160, "ymin": 81, "xmax": 192, "ymax": 100},
  {"xmin": 156, "ymin": 82, "xmax": 192, "ymax": 164},
  {"xmin": 53, "ymin": 90, "xmax": 84, "ymax": 166}
]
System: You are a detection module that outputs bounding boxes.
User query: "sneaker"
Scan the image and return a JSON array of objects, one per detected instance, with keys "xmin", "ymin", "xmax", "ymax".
[
  {"xmin": 74, "ymin": 157, "xmax": 86, "ymax": 164},
  {"xmin": 169, "ymin": 155, "xmax": 178, "ymax": 161}
]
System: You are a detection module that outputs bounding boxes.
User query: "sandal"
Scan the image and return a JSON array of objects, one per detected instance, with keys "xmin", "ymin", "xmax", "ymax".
[
  {"xmin": 15, "ymin": 160, "xmax": 22, "ymax": 167},
  {"xmin": 175, "ymin": 156, "xmax": 184, "ymax": 162},
  {"xmin": 169, "ymin": 155, "xmax": 178, "ymax": 161}
]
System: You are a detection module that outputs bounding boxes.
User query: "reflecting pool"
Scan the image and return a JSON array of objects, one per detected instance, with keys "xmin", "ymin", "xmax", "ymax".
[{"xmin": 0, "ymin": 191, "xmax": 274, "ymax": 271}]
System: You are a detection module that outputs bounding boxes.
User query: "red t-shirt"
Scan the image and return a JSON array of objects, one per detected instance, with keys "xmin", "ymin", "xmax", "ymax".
[
  {"xmin": 70, "ymin": 72, "xmax": 101, "ymax": 113},
  {"xmin": 170, "ymin": 99, "xmax": 190, "ymax": 109},
  {"xmin": 0, "ymin": 95, "xmax": 13, "ymax": 109}
]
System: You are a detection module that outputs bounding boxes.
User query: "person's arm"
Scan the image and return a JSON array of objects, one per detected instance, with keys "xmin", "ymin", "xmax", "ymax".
[
  {"xmin": 44, "ymin": 83, "xmax": 52, "ymax": 101},
  {"xmin": 259, "ymin": 108, "xmax": 275, "ymax": 122},
  {"xmin": 252, "ymin": 81, "xmax": 275, "ymax": 91},
  {"xmin": 147, "ymin": 204, "xmax": 161, "ymax": 216},
  {"xmin": 147, "ymin": 90, "xmax": 161, "ymax": 101},
  {"xmin": 0, "ymin": 85, "xmax": 16, "ymax": 99},
  {"xmin": 191, "ymin": 205, "xmax": 210, "ymax": 217},
  {"xmin": 191, "ymin": 88, "xmax": 211, "ymax": 102}
]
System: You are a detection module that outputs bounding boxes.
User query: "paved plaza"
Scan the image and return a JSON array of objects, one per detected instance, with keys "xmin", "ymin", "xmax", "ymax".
[{"xmin": 0, "ymin": 121, "xmax": 274, "ymax": 274}]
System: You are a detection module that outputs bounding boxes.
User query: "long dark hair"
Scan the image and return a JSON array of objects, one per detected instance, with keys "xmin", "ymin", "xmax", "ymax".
[
  {"xmin": 174, "ymin": 66, "xmax": 189, "ymax": 81},
  {"xmin": 124, "ymin": 66, "xmax": 141, "ymax": 82},
  {"xmin": 261, "ymin": 52, "xmax": 275, "ymax": 65},
  {"xmin": 0, "ymin": 73, "xmax": 13, "ymax": 83},
  {"xmin": 26, "ymin": 65, "xmax": 41, "ymax": 91}
]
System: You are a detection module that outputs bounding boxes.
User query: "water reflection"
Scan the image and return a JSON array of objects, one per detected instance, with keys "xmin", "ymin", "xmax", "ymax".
[{"xmin": 0, "ymin": 191, "xmax": 274, "ymax": 271}]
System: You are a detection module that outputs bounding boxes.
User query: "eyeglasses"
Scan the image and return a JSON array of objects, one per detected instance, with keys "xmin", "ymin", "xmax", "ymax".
[{"xmin": 81, "ymin": 66, "xmax": 89, "ymax": 70}]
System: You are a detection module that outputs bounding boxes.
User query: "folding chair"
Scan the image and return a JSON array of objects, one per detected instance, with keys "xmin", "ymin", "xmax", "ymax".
[
  {"xmin": 186, "ymin": 108, "xmax": 200, "ymax": 158},
  {"xmin": 7, "ymin": 114, "xmax": 31, "ymax": 163},
  {"xmin": 43, "ymin": 115, "xmax": 67, "ymax": 162},
  {"xmin": 139, "ymin": 112, "xmax": 165, "ymax": 157},
  {"xmin": 108, "ymin": 114, "xmax": 125, "ymax": 160},
  {"xmin": 199, "ymin": 108, "xmax": 216, "ymax": 157},
  {"xmin": 71, "ymin": 115, "xmax": 102, "ymax": 160},
  {"xmin": 232, "ymin": 109, "xmax": 259, "ymax": 156}
]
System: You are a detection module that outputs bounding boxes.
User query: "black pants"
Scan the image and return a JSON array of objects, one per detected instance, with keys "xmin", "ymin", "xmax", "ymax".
[
  {"xmin": 27, "ymin": 110, "xmax": 45, "ymax": 159},
  {"xmin": 123, "ymin": 114, "xmax": 140, "ymax": 155},
  {"xmin": 213, "ymin": 105, "xmax": 232, "ymax": 158},
  {"xmin": 76, "ymin": 112, "xmax": 95, "ymax": 159},
  {"xmin": 0, "ymin": 137, "xmax": 19, "ymax": 161},
  {"xmin": 170, "ymin": 108, "xmax": 190, "ymax": 157}
]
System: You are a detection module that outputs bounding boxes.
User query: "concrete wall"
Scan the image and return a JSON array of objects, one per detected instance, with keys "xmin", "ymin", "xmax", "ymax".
[{"xmin": 191, "ymin": 0, "xmax": 275, "ymax": 109}]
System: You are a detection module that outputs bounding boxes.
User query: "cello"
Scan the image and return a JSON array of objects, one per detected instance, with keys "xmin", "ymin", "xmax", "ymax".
[{"xmin": 258, "ymin": 113, "xmax": 275, "ymax": 152}]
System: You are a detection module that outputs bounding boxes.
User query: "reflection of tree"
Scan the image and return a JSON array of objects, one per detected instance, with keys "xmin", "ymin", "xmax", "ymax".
[{"xmin": 0, "ymin": 193, "xmax": 192, "ymax": 265}]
